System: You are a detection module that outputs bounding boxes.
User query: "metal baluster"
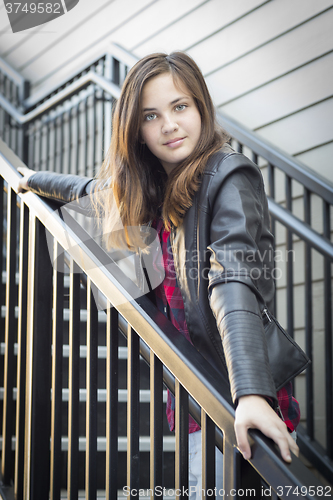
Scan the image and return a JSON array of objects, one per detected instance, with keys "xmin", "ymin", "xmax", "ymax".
[
  {"xmin": 92, "ymin": 86, "xmax": 97, "ymax": 176},
  {"xmin": 59, "ymin": 113, "xmax": 64, "ymax": 174},
  {"xmin": 67, "ymin": 108, "xmax": 72, "ymax": 175},
  {"xmin": 86, "ymin": 278, "xmax": 98, "ymax": 499},
  {"xmin": 201, "ymin": 409, "xmax": 215, "ymax": 497},
  {"xmin": 323, "ymin": 201, "xmax": 332, "ymax": 459},
  {"xmin": 67, "ymin": 259, "xmax": 80, "ymax": 500},
  {"xmin": 106, "ymin": 305, "xmax": 119, "ymax": 500},
  {"xmin": 84, "ymin": 97, "xmax": 88, "ymax": 177},
  {"xmin": 24, "ymin": 218, "xmax": 53, "ymax": 499},
  {"xmin": 14, "ymin": 201, "xmax": 29, "ymax": 500},
  {"xmin": 285, "ymin": 175, "xmax": 294, "ymax": 339},
  {"xmin": 50, "ymin": 242, "xmax": 64, "ymax": 500},
  {"xmin": 2, "ymin": 187, "xmax": 17, "ymax": 484},
  {"xmin": 46, "ymin": 119, "xmax": 51, "ymax": 171},
  {"xmin": 267, "ymin": 163, "xmax": 277, "ymax": 315},
  {"xmin": 175, "ymin": 380, "xmax": 188, "ymax": 492},
  {"xmin": 39, "ymin": 121, "xmax": 44, "ymax": 171},
  {"xmin": 304, "ymin": 188, "xmax": 314, "ymax": 438},
  {"xmin": 76, "ymin": 101, "xmax": 80, "ymax": 175},
  {"xmin": 127, "ymin": 326, "xmax": 140, "ymax": 493},
  {"xmin": 0, "ymin": 177, "xmax": 4, "ymax": 331},
  {"xmin": 150, "ymin": 351, "xmax": 163, "ymax": 497},
  {"xmin": 237, "ymin": 142, "xmax": 243, "ymax": 154},
  {"xmin": 31, "ymin": 122, "xmax": 37, "ymax": 171},
  {"xmin": 53, "ymin": 115, "xmax": 59, "ymax": 174}
]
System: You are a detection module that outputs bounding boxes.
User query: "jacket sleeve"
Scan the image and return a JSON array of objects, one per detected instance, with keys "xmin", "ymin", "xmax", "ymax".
[
  {"xmin": 27, "ymin": 171, "xmax": 95, "ymax": 203},
  {"xmin": 207, "ymin": 155, "xmax": 277, "ymax": 404}
]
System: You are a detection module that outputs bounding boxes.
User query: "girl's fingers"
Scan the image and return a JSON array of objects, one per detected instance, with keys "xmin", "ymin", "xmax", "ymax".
[
  {"xmin": 234, "ymin": 422, "xmax": 252, "ymax": 460},
  {"xmin": 17, "ymin": 167, "xmax": 35, "ymax": 192}
]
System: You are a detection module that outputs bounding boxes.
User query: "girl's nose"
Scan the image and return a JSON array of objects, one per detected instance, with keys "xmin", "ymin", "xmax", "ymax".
[{"xmin": 161, "ymin": 115, "xmax": 179, "ymax": 134}]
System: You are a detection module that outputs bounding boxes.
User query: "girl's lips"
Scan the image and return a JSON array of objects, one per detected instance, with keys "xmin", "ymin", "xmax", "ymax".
[{"xmin": 164, "ymin": 137, "xmax": 185, "ymax": 148}]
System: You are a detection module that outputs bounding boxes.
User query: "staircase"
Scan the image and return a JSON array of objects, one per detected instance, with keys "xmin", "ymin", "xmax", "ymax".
[{"xmin": 0, "ymin": 43, "xmax": 332, "ymax": 498}]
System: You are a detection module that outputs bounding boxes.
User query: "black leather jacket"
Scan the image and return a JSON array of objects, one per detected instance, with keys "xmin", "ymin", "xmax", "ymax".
[{"xmin": 28, "ymin": 144, "xmax": 277, "ymax": 404}]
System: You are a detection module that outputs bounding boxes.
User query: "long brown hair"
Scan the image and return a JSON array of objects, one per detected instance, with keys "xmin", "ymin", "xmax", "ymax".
[{"xmin": 95, "ymin": 52, "xmax": 229, "ymax": 250}]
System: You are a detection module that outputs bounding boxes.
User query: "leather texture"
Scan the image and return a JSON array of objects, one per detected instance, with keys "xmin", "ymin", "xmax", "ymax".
[{"xmin": 27, "ymin": 145, "xmax": 279, "ymax": 404}]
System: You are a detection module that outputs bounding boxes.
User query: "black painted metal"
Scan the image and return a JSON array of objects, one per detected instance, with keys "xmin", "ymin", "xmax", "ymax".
[
  {"xmin": 127, "ymin": 326, "xmax": 140, "ymax": 492},
  {"xmin": 2, "ymin": 188, "xmax": 17, "ymax": 484},
  {"xmin": 304, "ymin": 189, "xmax": 314, "ymax": 440},
  {"xmin": 67, "ymin": 259, "xmax": 80, "ymax": 499},
  {"xmin": 201, "ymin": 410, "xmax": 216, "ymax": 496},
  {"xmin": 323, "ymin": 202, "xmax": 333, "ymax": 460},
  {"xmin": 14, "ymin": 202, "xmax": 29, "ymax": 500},
  {"xmin": 150, "ymin": 351, "xmax": 163, "ymax": 496},
  {"xmin": 175, "ymin": 380, "xmax": 189, "ymax": 492},
  {"xmin": 50, "ymin": 243, "xmax": 64, "ymax": 500},
  {"xmin": 86, "ymin": 278, "xmax": 98, "ymax": 499},
  {"xmin": 106, "ymin": 305, "xmax": 119, "ymax": 499},
  {"xmin": 27, "ymin": 219, "xmax": 53, "ymax": 499}
]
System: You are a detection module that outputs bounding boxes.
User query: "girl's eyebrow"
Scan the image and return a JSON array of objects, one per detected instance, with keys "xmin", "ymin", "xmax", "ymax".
[{"xmin": 142, "ymin": 96, "xmax": 190, "ymax": 113}]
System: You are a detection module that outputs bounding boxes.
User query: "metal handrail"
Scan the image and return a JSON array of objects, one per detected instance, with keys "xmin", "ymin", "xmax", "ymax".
[
  {"xmin": 217, "ymin": 112, "xmax": 333, "ymax": 205},
  {"xmin": 0, "ymin": 56, "xmax": 26, "ymax": 87},
  {"xmin": 0, "ymin": 71, "xmax": 121, "ymax": 124},
  {"xmin": 0, "ymin": 138, "xmax": 326, "ymax": 498},
  {"xmin": 22, "ymin": 42, "xmax": 137, "ymax": 109},
  {"xmin": 268, "ymin": 197, "xmax": 333, "ymax": 260}
]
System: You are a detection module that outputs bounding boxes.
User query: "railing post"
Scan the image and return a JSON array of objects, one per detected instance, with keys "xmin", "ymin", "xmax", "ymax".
[
  {"xmin": 14, "ymin": 201, "xmax": 29, "ymax": 500},
  {"xmin": 24, "ymin": 216, "xmax": 53, "ymax": 500},
  {"xmin": 150, "ymin": 351, "xmax": 163, "ymax": 497},
  {"xmin": 50, "ymin": 241, "xmax": 64, "ymax": 500},
  {"xmin": 106, "ymin": 305, "xmax": 119, "ymax": 499},
  {"xmin": 127, "ymin": 326, "xmax": 140, "ymax": 494},
  {"xmin": 175, "ymin": 380, "xmax": 188, "ymax": 493},
  {"xmin": 2, "ymin": 187, "xmax": 18, "ymax": 485},
  {"xmin": 86, "ymin": 278, "xmax": 98, "ymax": 499},
  {"xmin": 201, "ymin": 409, "xmax": 216, "ymax": 497},
  {"xmin": 67, "ymin": 258, "xmax": 80, "ymax": 499}
]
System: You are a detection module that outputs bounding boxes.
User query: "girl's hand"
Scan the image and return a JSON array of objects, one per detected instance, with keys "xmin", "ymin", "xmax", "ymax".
[
  {"xmin": 17, "ymin": 167, "xmax": 35, "ymax": 192},
  {"xmin": 234, "ymin": 394, "xmax": 299, "ymax": 462}
]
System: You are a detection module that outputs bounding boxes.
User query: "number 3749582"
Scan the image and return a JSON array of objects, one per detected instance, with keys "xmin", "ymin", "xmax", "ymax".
[{"xmin": 5, "ymin": 3, "xmax": 62, "ymax": 14}]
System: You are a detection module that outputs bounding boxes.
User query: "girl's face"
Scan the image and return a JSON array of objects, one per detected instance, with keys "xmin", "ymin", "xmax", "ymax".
[{"xmin": 140, "ymin": 73, "xmax": 202, "ymax": 175}]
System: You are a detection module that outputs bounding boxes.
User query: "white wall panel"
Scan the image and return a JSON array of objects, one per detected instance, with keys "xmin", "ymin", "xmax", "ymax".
[
  {"xmin": 0, "ymin": 0, "xmax": 119, "ymax": 56},
  {"xmin": 1, "ymin": 0, "xmax": 155, "ymax": 86},
  {"xmin": 133, "ymin": 0, "xmax": 265, "ymax": 57},
  {"xmin": 219, "ymin": 53, "xmax": 333, "ymax": 130},
  {"xmin": 296, "ymin": 143, "xmax": 333, "ymax": 181},
  {"xmin": 187, "ymin": 0, "xmax": 333, "ymax": 76},
  {"xmin": 256, "ymin": 98, "xmax": 333, "ymax": 167},
  {"xmin": 205, "ymin": 9, "xmax": 333, "ymax": 106}
]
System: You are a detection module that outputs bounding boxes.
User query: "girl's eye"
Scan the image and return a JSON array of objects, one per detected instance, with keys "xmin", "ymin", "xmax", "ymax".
[
  {"xmin": 175, "ymin": 104, "xmax": 186, "ymax": 111},
  {"xmin": 145, "ymin": 113, "xmax": 157, "ymax": 121}
]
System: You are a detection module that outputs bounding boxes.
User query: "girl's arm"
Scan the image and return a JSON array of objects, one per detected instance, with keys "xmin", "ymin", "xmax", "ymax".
[
  {"xmin": 206, "ymin": 157, "xmax": 299, "ymax": 461},
  {"xmin": 17, "ymin": 167, "xmax": 95, "ymax": 203}
]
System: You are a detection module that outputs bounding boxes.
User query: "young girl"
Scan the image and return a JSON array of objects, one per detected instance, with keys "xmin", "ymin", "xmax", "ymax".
[{"xmin": 18, "ymin": 52, "xmax": 300, "ymax": 495}]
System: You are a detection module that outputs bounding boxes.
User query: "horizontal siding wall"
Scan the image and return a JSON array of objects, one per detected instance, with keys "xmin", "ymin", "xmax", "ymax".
[
  {"xmin": 1, "ymin": 0, "xmax": 332, "ymax": 449},
  {"xmin": 1, "ymin": 0, "xmax": 332, "ymax": 182}
]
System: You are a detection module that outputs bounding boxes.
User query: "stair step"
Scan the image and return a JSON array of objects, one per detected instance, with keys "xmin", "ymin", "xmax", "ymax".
[
  {"xmin": 0, "ymin": 435, "xmax": 176, "ymax": 452},
  {"xmin": 0, "ymin": 387, "xmax": 168, "ymax": 403},
  {"xmin": 0, "ymin": 342, "xmax": 129, "ymax": 360},
  {"xmin": 59, "ymin": 490, "xmax": 177, "ymax": 499}
]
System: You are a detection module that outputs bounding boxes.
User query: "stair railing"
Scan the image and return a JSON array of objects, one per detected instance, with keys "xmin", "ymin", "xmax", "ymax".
[
  {"xmin": 0, "ymin": 43, "xmax": 332, "ymax": 483},
  {"xmin": 0, "ymin": 137, "xmax": 328, "ymax": 500}
]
